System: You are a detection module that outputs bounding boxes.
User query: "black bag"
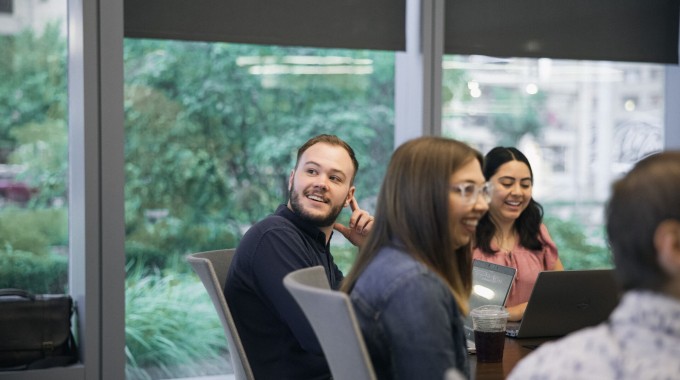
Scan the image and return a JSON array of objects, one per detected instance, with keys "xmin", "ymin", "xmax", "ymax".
[{"xmin": 0, "ymin": 288, "xmax": 78, "ymax": 370}]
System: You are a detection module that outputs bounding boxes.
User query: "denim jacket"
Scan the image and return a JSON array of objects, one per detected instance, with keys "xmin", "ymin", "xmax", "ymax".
[{"xmin": 349, "ymin": 245, "xmax": 470, "ymax": 380}]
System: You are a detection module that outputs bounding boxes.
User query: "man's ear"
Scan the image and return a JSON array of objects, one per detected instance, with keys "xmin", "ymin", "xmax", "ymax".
[
  {"xmin": 288, "ymin": 169, "xmax": 295, "ymax": 190},
  {"xmin": 345, "ymin": 186, "xmax": 356, "ymax": 207},
  {"xmin": 654, "ymin": 219, "xmax": 680, "ymax": 276}
]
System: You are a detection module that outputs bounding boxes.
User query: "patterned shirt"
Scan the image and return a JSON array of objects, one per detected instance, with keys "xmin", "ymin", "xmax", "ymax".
[{"xmin": 508, "ymin": 290, "xmax": 680, "ymax": 380}]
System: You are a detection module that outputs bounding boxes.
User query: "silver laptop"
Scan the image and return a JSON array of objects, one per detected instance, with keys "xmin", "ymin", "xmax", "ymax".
[
  {"xmin": 465, "ymin": 260, "xmax": 516, "ymax": 352},
  {"xmin": 506, "ymin": 269, "xmax": 621, "ymax": 339}
]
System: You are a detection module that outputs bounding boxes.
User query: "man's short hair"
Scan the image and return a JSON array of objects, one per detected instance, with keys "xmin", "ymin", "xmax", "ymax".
[
  {"xmin": 295, "ymin": 134, "xmax": 359, "ymax": 184},
  {"xmin": 606, "ymin": 151, "xmax": 680, "ymax": 291}
]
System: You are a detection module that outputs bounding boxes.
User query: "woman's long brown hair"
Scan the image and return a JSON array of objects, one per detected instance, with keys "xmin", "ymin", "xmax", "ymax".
[{"xmin": 340, "ymin": 137, "xmax": 482, "ymax": 315}]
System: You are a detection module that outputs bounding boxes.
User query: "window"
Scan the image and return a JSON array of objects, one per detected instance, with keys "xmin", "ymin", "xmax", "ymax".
[
  {"xmin": 0, "ymin": 0, "xmax": 68, "ymax": 295},
  {"xmin": 442, "ymin": 55, "xmax": 664, "ymax": 269},
  {"xmin": 123, "ymin": 39, "xmax": 395, "ymax": 379},
  {"xmin": 6, "ymin": 1, "xmax": 675, "ymax": 379}
]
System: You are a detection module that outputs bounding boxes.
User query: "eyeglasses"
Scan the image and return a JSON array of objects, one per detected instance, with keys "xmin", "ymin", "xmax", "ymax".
[{"xmin": 450, "ymin": 182, "xmax": 492, "ymax": 205}]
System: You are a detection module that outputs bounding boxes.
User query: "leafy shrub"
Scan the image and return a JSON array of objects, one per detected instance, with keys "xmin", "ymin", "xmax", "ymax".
[
  {"xmin": 331, "ymin": 244, "xmax": 359, "ymax": 274},
  {"xmin": 544, "ymin": 216, "xmax": 613, "ymax": 270},
  {"xmin": 125, "ymin": 240, "xmax": 169, "ymax": 272},
  {"xmin": 126, "ymin": 219, "xmax": 238, "ymax": 272},
  {"xmin": 0, "ymin": 207, "xmax": 67, "ymax": 256},
  {"xmin": 0, "ymin": 207, "xmax": 69, "ymax": 293},
  {"xmin": 125, "ymin": 267, "xmax": 228, "ymax": 380},
  {"xmin": 0, "ymin": 246, "xmax": 68, "ymax": 293}
]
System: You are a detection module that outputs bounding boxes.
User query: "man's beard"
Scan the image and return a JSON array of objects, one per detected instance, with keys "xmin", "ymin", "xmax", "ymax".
[{"xmin": 289, "ymin": 182, "xmax": 344, "ymax": 228}]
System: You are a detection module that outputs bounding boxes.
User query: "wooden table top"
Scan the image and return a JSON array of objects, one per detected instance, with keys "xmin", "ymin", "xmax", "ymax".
[{"xmin": 469, "ymin": 337, "xmax": 552, "ymax": 379}]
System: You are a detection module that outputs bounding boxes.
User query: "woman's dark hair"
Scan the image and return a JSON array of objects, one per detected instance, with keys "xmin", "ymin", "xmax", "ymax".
[
  {"xmin": 340, "ymin": 137, "xmax": 483, "ymax": 314},
  {"xmin": 476, "ymin": 147, "xmax": 544, "ymax": 254},
  {"xmin": 606, "ymin": 151, "xmax": 680, "ymax": 291}
]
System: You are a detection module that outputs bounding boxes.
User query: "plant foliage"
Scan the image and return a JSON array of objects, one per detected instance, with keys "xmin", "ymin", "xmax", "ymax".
[
  {"xmin": 544, "ymin": 215, "xmax": 613, "ymax": 269},
  {"xmin": 125, "ymin": 267, "xmax": 227, "ymax": 379}
]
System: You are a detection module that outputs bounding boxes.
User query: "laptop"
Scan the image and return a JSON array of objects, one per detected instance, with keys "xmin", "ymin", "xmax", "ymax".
[
  {"xmin": 465, "ymin": 260, "xmax": 516, "ymax": 352},
  {"xmin": 506, "ymin": 269, "xmax": 621, "ymax": 339}
]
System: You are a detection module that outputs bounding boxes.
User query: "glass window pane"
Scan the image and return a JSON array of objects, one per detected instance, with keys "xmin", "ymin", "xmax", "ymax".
[
  {"xmin": 124, "ymin": 39, "xmax": 394, "ymax": 379},
  {"xmin": 442, "ymin": 55, "xmax": 665, "ymax": 270},
  {"xmin": 0, "ymin": 0, "xmax": 68, "ymax": 294}
]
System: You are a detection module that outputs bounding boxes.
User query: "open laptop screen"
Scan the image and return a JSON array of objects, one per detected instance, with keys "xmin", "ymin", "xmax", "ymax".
[
  {"xmin": 464, "ymin": 260, "xmax": 516, "ymax": 343},
  {"xmin": 506, "ymin": 269, "xmax": 621, "ymax": 339}
]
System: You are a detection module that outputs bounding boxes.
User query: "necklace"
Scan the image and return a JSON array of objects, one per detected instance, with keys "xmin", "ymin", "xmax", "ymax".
[{"xmin": 495, "ymin": 234, "xmax": 516, "ymax": 253}]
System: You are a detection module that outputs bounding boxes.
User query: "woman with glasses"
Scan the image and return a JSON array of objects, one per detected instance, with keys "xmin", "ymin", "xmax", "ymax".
[
  {"xmin": 474, "ymin": 147, "xmax": 564, "ymax": 321},
  {"xmin": 341, "ymin": 136, "xmax": 490, "ymax": 379}
]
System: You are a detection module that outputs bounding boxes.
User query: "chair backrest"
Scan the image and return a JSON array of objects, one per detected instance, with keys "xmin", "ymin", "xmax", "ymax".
[
  {"xmin": 444, "ymin": 367, "xmax": 466, "ymax": 380},
  {"xmin": 283, "ymin": 266, "xmax": 377, "ymax": 380},
  {"xmin": 187, "ymin": 249, "xmax": 255, "ymax": 380}
]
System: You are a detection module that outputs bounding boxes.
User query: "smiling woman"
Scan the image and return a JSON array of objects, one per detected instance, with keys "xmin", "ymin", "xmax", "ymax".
[
  {"xmin": 341, "ymin": 136, "xmax": 488, "ymax": 379},
  {"xmin": 473, "ymin": 147, "xmax": 565, "ymax": 322}
]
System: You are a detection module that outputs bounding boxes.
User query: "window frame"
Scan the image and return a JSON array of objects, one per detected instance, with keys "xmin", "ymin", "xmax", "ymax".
[{"xmin": 7, "ymin": 1, "xmax": 676, "ymax": 379}]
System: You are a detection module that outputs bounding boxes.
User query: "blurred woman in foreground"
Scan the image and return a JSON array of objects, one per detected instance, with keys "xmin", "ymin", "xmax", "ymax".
[{"xmin": 341, "ymin": 136, "xmax": 490, "ymax": 379}]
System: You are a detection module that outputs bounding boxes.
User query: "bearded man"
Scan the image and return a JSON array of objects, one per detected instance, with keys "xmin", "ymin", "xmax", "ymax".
[{"xmin": 224, "ymin": 134, "xmax": 374, "ymax": 380}]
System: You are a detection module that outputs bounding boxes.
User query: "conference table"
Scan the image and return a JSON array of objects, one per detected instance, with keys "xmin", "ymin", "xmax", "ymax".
[{"xmin": 469, "ymin": 337, "xmax": 553, "ymax": 380}]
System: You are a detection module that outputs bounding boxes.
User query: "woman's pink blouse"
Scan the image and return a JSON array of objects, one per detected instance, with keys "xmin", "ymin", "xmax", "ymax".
[{"xmin": 472, "ymin": 224, "xmax": 559, "ymax": 307}]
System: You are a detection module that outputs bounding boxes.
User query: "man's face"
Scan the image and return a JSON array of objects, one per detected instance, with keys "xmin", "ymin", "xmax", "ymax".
[{"xmin": 288, "ymin": 142, "xmax": 356, "ymax": 228}]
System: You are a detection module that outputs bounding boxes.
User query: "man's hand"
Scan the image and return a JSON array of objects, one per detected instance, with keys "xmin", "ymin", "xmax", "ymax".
[{"xmin": 334, "ymin": 197, "xmax": 374, "ymax": 247}]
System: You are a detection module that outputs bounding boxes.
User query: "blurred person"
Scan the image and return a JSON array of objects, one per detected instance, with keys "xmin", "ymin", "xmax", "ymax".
[
  {"xmin": 225, "ymin": 134, "xmax": 374, "ymax": 380},
  {"xmin": 473, "ymin": 147, "xmax": 563, "ymax": 321},
  {"xmin": 509, "ymin": 151, "xmax": 680, "ymax": 379},
  {"xmin": 341, "ymin": 136, "xmax": 490, "ymax": 379}
]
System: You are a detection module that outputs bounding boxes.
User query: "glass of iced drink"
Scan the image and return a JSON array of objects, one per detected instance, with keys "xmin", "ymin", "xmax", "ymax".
[{"xmin": 470, "ymin": 305, "xmax": 510, "ymax": 363}]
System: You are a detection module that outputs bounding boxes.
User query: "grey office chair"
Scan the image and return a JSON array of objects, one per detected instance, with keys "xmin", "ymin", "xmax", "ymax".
[
  {"xmin": 187, "ymin": 249, "xmax": 255, "ymax": 380},
  {"xmin": 444, "ymin": 367, "xmax": 466, "ymax": 380},
  {"xmin": 283, "ymin": 266, "xmax": 376, "ymax": 380}
]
